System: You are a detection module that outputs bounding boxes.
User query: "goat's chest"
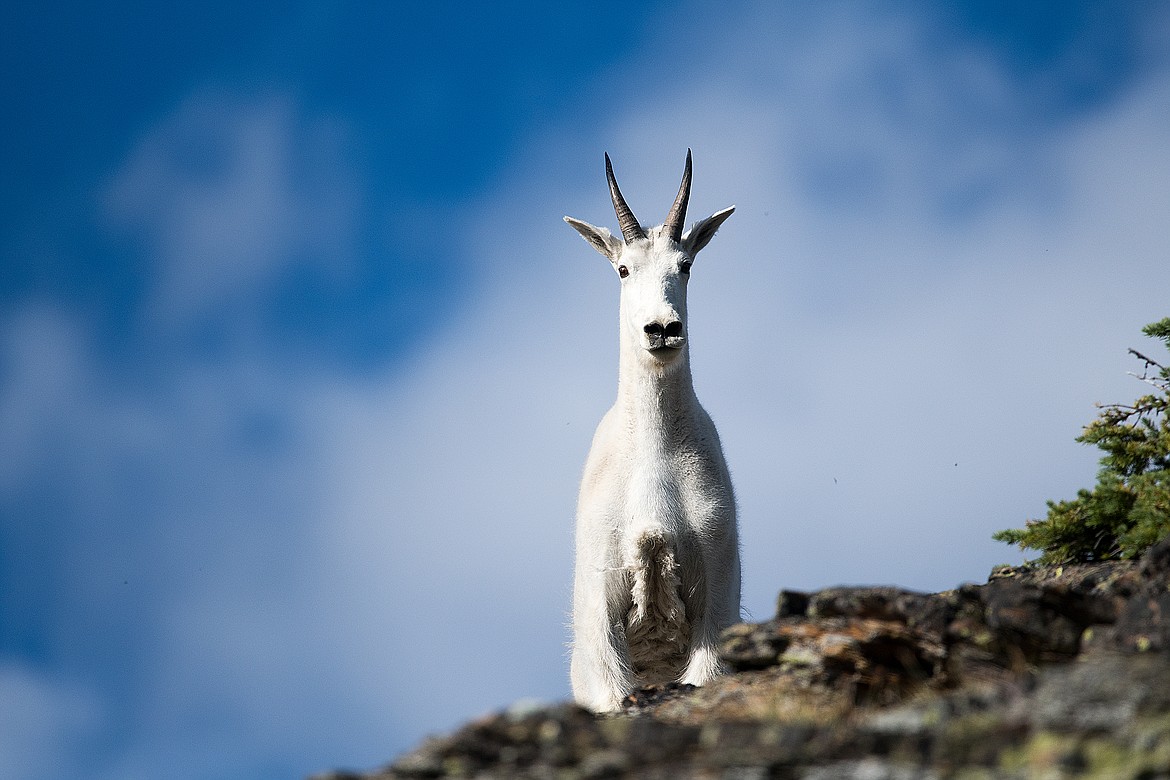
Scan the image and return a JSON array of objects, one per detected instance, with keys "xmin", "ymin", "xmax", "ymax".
[{"xmin": 620, "ymin": 438, "xmax": 704, "ymax": 536}]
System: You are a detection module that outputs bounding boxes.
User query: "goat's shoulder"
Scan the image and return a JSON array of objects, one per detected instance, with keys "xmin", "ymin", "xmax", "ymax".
[
  {"xmin": 582, "ymin": 405, "xmax": 627, "ymax": 464},
  {"xmin": 578, "ymin": 406, "xmax": 627, "ymax": 509},
  {"xmin": 675, "ymin": 400, "xmax": 728, "ymax": 458}
]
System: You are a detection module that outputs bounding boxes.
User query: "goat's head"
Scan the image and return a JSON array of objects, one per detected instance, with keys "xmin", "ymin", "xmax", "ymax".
[{"xmin": 565, "ymin": 150, "xmax": 735, "ymax": 371}]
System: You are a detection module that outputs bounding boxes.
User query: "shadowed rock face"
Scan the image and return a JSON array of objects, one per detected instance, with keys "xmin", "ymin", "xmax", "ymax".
[{"xmin": 321, "ymin": 537, "xmax": 1170, "ymax": 780}]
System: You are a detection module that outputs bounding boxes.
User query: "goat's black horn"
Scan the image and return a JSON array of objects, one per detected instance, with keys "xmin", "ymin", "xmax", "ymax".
[
  {"xmin": 605, "ymin": 153, "xmax": 646, "ymax": 243},
  {"xmin": 663, "ymin": 149, "xmax": 692, "ymax": 244}
]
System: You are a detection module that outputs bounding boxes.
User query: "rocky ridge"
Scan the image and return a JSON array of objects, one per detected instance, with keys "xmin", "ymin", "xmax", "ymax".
[{"xmin": 320, "ymin": 536, "xmax": 1170, "ymax": 779}]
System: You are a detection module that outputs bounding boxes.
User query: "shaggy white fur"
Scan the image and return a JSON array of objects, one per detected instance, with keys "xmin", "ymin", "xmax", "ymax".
[{"xmin": 564, "ymin": 151, "xmax": 740, "ymax": 712}]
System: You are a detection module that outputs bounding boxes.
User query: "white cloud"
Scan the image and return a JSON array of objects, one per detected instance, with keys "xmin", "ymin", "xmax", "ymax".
[
  {"xmin": 0, "ymin": 305, "xmax": 92, "ymax": 494},
  {"xmin": 103, "ymin": 90, "xmax": 361, "ymax": 328},
  {"xmin": 0, "ymin": 664, "xmax": 102, "ymax": 780}
]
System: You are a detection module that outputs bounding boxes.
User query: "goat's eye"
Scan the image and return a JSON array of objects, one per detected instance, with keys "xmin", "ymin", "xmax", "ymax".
[
  {"xmin": 680, "ymin": 262, "xmax": 693, "ymax": 275},
  {"xmin": 617, "ymin": 265, "xmax": 629, "ymax": 278}
]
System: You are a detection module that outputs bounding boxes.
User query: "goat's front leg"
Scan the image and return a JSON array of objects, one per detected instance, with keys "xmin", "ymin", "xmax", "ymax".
[
  {"xmin": 678, "ymin": 582, "xmax": 725, "ymax": 687},
  {"xmin": 570, "ymin": 566, "xmax": 634, "ymax": 712},
  {"xmin": 679, "ymin": 621, "xmax": 725, "ymax": 687},
  {"xmin": 679, "ymin": 532, "xmax": 740, "ymax": 688}
]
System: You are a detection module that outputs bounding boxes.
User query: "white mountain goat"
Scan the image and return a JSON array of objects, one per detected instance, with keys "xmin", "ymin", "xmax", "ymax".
[{"xmin": 564, "ymin": 150, "xmax": 740, "ymax": 712}]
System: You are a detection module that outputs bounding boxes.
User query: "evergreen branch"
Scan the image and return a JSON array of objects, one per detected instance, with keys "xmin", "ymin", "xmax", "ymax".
[
  {"xmin": 1128, "ymin": 347, "xmax": 1164, "ymax": 370},
  {"xmin": 1095, "ymin": 398, "xmax": 1165, "ymax": 423},
  {"xmin": 1126, "ymin": 371, "xmax": 1169, "ymax": 391}
]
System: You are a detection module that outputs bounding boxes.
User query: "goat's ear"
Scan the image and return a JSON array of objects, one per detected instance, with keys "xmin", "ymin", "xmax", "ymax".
[
  {"xmin": 682, "ymin": 206, "xmax": 735, "ymax": 256},
  {"xmin": 564, "ymin": 216, "xmax": 623, "ymax": 260}
]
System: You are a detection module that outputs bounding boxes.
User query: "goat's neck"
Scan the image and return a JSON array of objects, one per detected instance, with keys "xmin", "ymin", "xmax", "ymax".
[{"xmin": 615, "ymin": 340, "xmax": 696, "ymax": 443}]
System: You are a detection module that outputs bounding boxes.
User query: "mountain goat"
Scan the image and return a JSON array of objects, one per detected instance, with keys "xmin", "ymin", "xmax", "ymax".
[{"xmin": 564, "ymin": 150, "xmax": 740, "ymax": 712}]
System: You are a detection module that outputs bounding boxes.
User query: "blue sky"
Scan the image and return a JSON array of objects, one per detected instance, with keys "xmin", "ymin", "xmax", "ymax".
[{"xmin": 2, "ymin": 2, "xmax": 1169, "ymax": 778}]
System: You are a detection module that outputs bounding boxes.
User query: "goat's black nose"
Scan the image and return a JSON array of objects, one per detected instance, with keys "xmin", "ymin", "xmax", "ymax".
[
  {"xmin": 644, "ymin": 321, "xmax": 684, "ymax": 349},
  {"xmin": 644, "ymin": 321, "xmax": 683, "ymax": 337}
]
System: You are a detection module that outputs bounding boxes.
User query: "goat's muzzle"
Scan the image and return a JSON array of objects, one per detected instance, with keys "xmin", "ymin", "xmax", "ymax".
[{"xmin": 644, "ymin": 320, "xmax": 686, "ymax": 352}]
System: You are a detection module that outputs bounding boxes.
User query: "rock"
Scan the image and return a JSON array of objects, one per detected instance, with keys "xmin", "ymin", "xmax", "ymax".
[
  {"xmin": 719, "ymin": 621, "xmax": 790, "ymax": 671},
  {"xmin": 776, "ymin": 589, "xmax": 811, "ymax": 618},
  {"xmin": 1088, "ymin": 535, "xmax": 1170, "ymax": 654},
  {"xmin": 807, "ymin": 586, "xmax": 932, "ymax": 623},
  {"xmin": 617, "ymin": 682, "xmax": 696, "ymax": 712},
  {"xmin": 331, "ymin": 536, "xmax": 1170, "ymax": 779}
]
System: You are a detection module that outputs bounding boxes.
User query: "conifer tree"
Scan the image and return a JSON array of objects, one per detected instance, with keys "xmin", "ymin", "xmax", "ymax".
[{"xmin": 994, "ymin": 317, "xmax": 1170, "ymax": 564}]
